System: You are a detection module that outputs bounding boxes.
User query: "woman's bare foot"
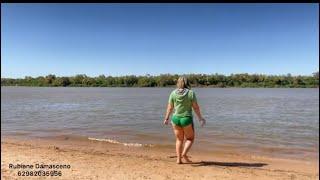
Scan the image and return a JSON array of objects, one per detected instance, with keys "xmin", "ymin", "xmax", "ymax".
[
  {"xmin": 176, "ymin": 157, "xmax": 182, "ymax": 164},
  {"xmin": 182, "ymin": 155, "xmax": 192, "ymax": 163}
]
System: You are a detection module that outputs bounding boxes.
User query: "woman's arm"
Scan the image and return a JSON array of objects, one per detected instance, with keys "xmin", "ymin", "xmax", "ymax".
[
  {"xmin": 192, "ymin": 102, "xmax": 206, "ymax": 127},
  {"xmin": 163, "ymin": 103, "xmax": 174, "ymax": 125}
]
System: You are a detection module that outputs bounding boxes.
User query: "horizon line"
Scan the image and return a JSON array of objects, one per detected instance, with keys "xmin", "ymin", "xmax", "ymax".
[{"xmin": 1, "ymin": 71, "xmax": 319, "ymax": 79}]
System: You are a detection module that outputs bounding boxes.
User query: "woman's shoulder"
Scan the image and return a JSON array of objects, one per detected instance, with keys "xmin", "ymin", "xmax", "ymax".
[
  {"xmin": 188, "ymin": 89, "xmax": 195, "ymax": 94},
  {"xmin": 170, "ymin": 89, "xmax": 177, "ymax": 96},
  {"xmin": 187, "ymin": 89, "xmax": 196, "ymax": 98}
]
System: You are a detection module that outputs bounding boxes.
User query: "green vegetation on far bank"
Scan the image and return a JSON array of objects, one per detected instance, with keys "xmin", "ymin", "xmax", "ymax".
[{"xmin": 1, "ymin": 72, "xmax": 319, "ymax": 88}]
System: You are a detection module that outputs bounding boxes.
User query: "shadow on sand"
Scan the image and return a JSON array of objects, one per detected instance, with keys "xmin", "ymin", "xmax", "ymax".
[
  {"xmin": 190, "ymin": 161, "xmax": 268, "ymax": 167},
  {"xmin": 167, "ymin": 156, "xmax": 267, "ymax": 167}
]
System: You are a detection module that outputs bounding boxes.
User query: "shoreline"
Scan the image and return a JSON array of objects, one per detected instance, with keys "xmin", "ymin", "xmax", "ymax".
[
  {"xmin": 1, "ymin": 136, "xmax": 319, "ymax": 179},
  {"xmin": 3, "ymin": 132, "xmax": 318, "ymax": 162}
]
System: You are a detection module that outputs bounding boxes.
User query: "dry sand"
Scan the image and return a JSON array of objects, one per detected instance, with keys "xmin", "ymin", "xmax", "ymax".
[{"xmin": 1, "ymin": 136, "xmax": 319, "ymax": 180}]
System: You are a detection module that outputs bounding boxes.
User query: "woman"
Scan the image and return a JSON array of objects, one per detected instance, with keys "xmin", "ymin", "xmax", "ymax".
[{"xmin": 163, "ymin": 77, "xmax": 206, "ymax": 164}]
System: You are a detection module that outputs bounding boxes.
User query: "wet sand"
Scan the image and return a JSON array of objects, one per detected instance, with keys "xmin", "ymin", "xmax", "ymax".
[{"xmin": 1, "ymin": 136, "xmax": 319, "ymax": 180}]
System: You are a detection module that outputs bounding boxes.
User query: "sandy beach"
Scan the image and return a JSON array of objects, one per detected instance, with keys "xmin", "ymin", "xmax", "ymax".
[{"xmin": 1, "ymin": 136, "xmax": 318, "ymax": 180}]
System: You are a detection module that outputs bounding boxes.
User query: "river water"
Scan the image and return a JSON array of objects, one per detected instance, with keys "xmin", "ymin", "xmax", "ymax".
[{"xmin": 1, "ymin": 87, "xmax": 319, "ymax": 160}]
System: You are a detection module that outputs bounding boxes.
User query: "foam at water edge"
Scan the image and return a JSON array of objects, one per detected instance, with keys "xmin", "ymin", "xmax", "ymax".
[{"xmin": 88, "ymin": 137, "xmax": 155, "ymax": 147}]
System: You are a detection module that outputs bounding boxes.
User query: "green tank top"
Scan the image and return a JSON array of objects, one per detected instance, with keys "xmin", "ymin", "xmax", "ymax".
[{"xmin": 168, "ymin": 88, "xmax": 197, "ymax": 117}]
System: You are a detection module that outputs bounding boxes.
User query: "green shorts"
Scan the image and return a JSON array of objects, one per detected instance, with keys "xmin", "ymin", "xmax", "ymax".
[{"xmin": 171, "ymin": 115, "xmax": 193, "ymax": 127}]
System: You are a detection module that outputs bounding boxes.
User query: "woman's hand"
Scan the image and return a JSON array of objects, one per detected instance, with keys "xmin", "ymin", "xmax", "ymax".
[
  {"xmin": 163, "ymin": 118, "xmax": 169, "ymax": 125},
  {"xmin": 199, "ymin": 118, "xmax": 206, "ymax": 127},
  {"xmin": 192, "ymin": 102, "xmax": 205, "ymax": 127},
  {"xmin": 163, "ymin": 103, "xmax": 173, "ymax": 126}
]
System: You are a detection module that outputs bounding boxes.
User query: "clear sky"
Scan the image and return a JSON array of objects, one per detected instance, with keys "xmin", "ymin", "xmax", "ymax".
[{"xmin": 1, "ymin": 3, "xmax": 319, "ymax": 78}]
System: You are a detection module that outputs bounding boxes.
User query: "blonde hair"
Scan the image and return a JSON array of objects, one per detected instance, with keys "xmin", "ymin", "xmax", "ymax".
[{"xmin": 176, "ymin": 76, "xmax": 191, "ymax": 89}]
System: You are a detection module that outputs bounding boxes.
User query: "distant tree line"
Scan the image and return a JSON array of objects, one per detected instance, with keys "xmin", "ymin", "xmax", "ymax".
[{"xmin": 1, "ymin": 72, "xmax": 319, "ymax": 88}]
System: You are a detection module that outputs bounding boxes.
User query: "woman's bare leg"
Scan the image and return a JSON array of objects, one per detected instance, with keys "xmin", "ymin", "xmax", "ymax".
[
  {"xmin": 182, "ymin": 124, "xmax": 194, "ymax": 163},
  {"xmin": 172, "ymin": 125, "xmax": 184, "ymax": 164}
]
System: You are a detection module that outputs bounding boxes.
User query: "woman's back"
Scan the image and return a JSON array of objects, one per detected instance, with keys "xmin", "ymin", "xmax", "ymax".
[{"xmin": 168, "ymin": 88, "xmax": 197, "ymax": 117}]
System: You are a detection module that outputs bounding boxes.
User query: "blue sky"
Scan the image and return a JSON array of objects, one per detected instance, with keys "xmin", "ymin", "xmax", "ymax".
[{"xmin": 1, "ymin": 3, "xmax": 319, "ymax": 78}]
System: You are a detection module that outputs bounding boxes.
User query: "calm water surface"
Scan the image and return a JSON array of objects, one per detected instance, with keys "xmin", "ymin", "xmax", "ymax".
[{"xmin": 1, "ymin": 87, "xmax": 319, "ymax": 160}]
